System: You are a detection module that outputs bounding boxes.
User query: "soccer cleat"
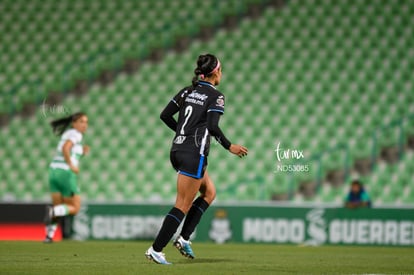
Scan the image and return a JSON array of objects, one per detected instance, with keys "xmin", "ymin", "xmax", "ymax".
[
  {"xmin": 43, "ymin": 206, "xmax": 54, "ymax": 225},
  {"xmin": 145, "ymin": 246, "xmax": 171, "ymax": 265},
  {"xmin": 173, "ymin": 236, "xmax": 195, "ymax": 259},
  {"xmin": 43, "ymin": 236, "xmax": 53, "ymax": 244}
]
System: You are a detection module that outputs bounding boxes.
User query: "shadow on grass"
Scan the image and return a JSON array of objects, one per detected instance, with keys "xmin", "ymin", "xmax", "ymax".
[{"xmin": 176, "ymin": 258, "xmax": 237, "ymax": 264}]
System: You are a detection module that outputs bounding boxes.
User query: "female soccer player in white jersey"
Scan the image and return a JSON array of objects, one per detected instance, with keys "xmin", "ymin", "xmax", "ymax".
[
  {"xmin": 145, "ymin": 54, "xmax": 248, "ymax": 264},
  {"xmin": 43, "ymin": 112, "xmax": 89, "ymax": 243}
]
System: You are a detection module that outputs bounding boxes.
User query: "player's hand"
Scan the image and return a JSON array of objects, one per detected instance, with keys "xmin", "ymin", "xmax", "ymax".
[
  {"xmin": 83, "ymin": 145, "xmax": 90, "ymax": 156},
  {"xmin": 70, "ymin": 164, "xmax": 79, "ymax": 174},
  {"xmin": 229, "ymin": 144, "xmax": 248, "ymax": 158}
]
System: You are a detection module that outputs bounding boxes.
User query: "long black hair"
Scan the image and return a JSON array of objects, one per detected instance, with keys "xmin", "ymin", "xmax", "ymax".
[
  {"xmin": 50, "ymin": 112, "xmax": 86, "ymax": 136},
  {"xmin": 179, "ymin": 53, "xmax": 220, "ymax": 107}
]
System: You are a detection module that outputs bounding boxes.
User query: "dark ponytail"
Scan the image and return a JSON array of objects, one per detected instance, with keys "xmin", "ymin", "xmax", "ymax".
[
  {"xmin": 50, "ymin": 112, "xmax": 86, "ymax": 136},
  {"xmin": 192, "ymin": 67, "xmax": 203, "ymax": 88},
  {"xmin": 194, "ymin": 53, "xmax": 219, "ymax": 85},
  {"xmin": 179, "ymin": 53, "xmax": 219, "ymax": 107}
]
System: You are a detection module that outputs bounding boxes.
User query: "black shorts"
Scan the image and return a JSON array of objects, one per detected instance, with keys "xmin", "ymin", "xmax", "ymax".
[{"xmin": 170, "ymin": 150, "xmax": 208, "ymax": 179}]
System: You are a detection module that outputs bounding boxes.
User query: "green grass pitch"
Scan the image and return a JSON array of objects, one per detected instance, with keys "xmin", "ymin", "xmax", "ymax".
[{"xmin": 0, "ymin": 241, "xmax": 413, "ymax": 274}]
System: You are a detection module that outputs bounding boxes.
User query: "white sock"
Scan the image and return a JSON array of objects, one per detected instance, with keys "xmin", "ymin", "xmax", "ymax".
[
  {"xmin": 46, "ymin": 223, "xmax": 58, "ymax": 239},
  {"xmin": 53, "ymin": 204, "xmax": 69, "ymax": 217}
]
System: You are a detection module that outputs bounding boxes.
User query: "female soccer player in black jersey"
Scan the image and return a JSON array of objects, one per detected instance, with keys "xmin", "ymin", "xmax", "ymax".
[{"xmin": 145, "ymin": 54, "xmax": 248, "ymax": 264}]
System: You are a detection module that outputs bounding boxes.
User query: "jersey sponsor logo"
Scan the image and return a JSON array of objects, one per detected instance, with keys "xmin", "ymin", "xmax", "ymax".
[
  {"xmin": 185, "ymin": 97, "xmax": 205, "ymax": 106},
  {"xmin": 216, "ymin": 96, "xmax": 225, "ymax": 107},
  {"xmin": 174, "ymin": 135, "xmax": 186, "ymax": 144},
  {"xmin": 185, "ymin": 92, "xmax": 208, "ymax": 106},
  {"xmin": 188, "ymin": 92, "xmax": 208, "ymax": 101}
]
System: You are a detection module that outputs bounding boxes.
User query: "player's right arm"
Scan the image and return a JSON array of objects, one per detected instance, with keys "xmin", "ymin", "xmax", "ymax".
[
  {"xmin": 160, "ymin": 90, "xmax": 186, "ymax": 131},
  {"xmin": 160, "ymin": 101, "xmax": 179, "ymax": 131}
]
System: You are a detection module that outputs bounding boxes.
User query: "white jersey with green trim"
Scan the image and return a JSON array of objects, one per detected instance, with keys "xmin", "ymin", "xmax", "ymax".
[{"xmin": 50, "ymin": 128, "xmax": 83, "ymax": 170}]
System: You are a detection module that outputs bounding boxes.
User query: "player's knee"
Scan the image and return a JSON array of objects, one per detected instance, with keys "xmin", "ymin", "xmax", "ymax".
[
  {"xmin": 174, "ymin": 197, "xmax": 194, "ymax": 214},
  {"xmin": 73, "ymin": 205, "xmax": 81, "ymax": 215},
  {"xmin": 211, "ymin": 190, "xmax": 217, "ymax": 202},
  {"xmin": 68, "ymin": 203, "xmax": 81, "ymax": 215},
  {"xmin": 207, "ymin": 191, "xmax": 216, "ymax": 204},
  {"xmin": 175, "ymin": 203, "xmax": 191, "ymax": 214},
  {"xmin": 202, "ymin": 187, "xmax": 216, "ymax": 204},
  {"xmin": 67, "ymin": 198, "xmax": 81, "ymax": 215}
]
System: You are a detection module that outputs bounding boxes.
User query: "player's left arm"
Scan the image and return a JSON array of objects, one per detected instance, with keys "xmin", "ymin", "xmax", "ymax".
[
  {"xmin": 207, "ymin": 111, "xmax": 248, "ymax": 157},
  {"xmin": 207, "ymin": 111, "xmax": 232, "ymax": 149},
  {"xmin": 207, "ymin": 94, "xmax": 247, "ymax": 157}
]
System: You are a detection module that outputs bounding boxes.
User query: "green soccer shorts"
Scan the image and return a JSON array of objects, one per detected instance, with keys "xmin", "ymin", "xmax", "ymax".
[{"xmin": 49, "ymin": 168, "xmax": 80, "ymax": 197}]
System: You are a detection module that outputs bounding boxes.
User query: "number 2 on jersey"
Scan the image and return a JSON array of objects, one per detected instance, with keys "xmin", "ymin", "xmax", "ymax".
[{"xmin": 180, "ymin": 105, "xmax": 193, "ymax": 135}]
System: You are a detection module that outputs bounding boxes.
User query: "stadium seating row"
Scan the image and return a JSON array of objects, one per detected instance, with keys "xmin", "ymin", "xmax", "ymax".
[{"xmin": 0, "ymin": 0, "xmax": 264, "ymax": 114}]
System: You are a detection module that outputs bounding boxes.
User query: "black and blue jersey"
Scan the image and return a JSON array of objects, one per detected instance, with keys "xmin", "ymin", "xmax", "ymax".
[{"xmin": 160, "ymin": 80, "xmax": 231, "ymax": 179}]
